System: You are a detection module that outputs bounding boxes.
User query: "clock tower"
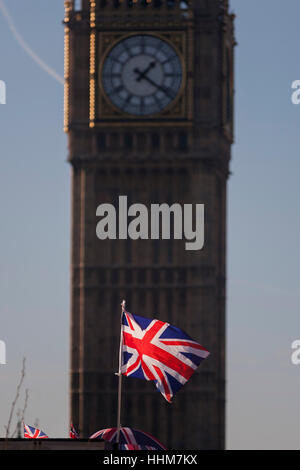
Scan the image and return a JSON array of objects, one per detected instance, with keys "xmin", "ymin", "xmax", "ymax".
[{"xmin": 64, "ymin": 0, "xmax": 235, "ymax": 450}]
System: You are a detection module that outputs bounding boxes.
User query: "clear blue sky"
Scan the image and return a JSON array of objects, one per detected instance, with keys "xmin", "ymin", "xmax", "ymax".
[{"xmin": 0, "ymin": 0, "xmax": 299, "ymax": 449}]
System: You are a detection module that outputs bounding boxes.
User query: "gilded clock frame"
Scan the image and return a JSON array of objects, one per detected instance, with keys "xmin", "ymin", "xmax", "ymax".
[{"xmin": 89, "ymin": 30, "xmax": 193, "ymax": 128}]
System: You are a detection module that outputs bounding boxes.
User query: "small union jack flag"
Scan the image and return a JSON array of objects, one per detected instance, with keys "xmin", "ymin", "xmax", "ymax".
[
  {"xmin": 121, "ymin": 311, "xmax": 210, "ymax": 402},
  {"xmin": 70, "ymin": 423, "xmax": 79, "ymax": 439},
  {"xmin": 23, "ymin": 423, "xmax": 48, "ymax": 439}
]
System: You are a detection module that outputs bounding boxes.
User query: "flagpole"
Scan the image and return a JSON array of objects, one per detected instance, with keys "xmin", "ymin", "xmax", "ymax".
[{"xmin": 116, "ymin": 299, "xmax": 125, "ymax": 449}]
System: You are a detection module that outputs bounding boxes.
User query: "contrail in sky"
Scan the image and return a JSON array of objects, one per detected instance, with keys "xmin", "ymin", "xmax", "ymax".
[{"xmin": 0, "ymin": 0, "xmax": 64, "ymax": 85}]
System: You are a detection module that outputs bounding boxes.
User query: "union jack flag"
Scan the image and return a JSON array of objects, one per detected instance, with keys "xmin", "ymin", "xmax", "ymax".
[
  {"xmin": 23, "ymin": 424, "xmax": 48, "ymax": 439},
  {"xmin": 121, "ymin": 311, "xmax": 210, "ymax": 402},
  {"xmin": 90, "ymin": 427, "xmax": 166, "ymax": 450},
  {"xmin": 70, "ymin": 423, "xmax": 79, "ymax": 439}
]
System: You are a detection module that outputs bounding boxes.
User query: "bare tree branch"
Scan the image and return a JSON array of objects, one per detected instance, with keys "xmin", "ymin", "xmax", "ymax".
[
  {"xmin": 11, "ymin": 388, "xmax": 29, "ymax": 438},
  {"xmin": 21, "ymin": 388, "xmax": 29, "ymax": 424},
  {"xmin": 4, "ymin": 357, "xmax": 26, "ymax": 438},
  {"xmin": 10, "ymin": 410, "xmax": 20, "ymax": 439}
]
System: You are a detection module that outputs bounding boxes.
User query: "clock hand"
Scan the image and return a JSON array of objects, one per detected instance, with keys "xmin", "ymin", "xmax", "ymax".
[
  {"xmin": 134, "ymin": 61, "xmax": 156, "ymax": 82},
  {"xmin": 133, "ymin": 62, "xmax": 175, "ymax": 100},
  {"xmin": 139, "ymin": 74, "xmax": 176, "ymax": 100}
]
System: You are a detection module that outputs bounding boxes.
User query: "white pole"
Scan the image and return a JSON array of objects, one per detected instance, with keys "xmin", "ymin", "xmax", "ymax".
[{"xmin": 116, "ymin": 299, "xmax": 126, "ymax": 448}]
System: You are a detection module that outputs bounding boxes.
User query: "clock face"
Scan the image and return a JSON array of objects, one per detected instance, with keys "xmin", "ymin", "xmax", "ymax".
[{"xmin": 101, "ymin": 35, "xmax": 183, "ymax": 116}]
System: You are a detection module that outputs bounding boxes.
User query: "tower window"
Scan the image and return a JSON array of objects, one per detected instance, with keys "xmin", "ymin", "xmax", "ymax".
[
  {"xmin": 125, "ymin": 292, "xmax": 132, "ymax": 311},
  {"xmin": 152, "ymin": 292, "xmax": 159, "ymax": 313},
  {"xmin": 98, "ymin": 270, "xmax": 106, "ymax": 284},
  {"xmin": 111, "ymin": 270, "xmax": 119, "ymax": 284},
  {"xmin": 125, "ymin": 269, "xmax": 132, "ymax": 283},
  {"xmin": 179, "ymin": 289, "xmax": 186, "ymax": 306},
  {"xmin": 166, "ymin": 291, "xmax": 173, "ymax": 323},
  {"xmin": 178, "ymin": 268, "xmax": 187, "ymax": 283},
  {"xmin": 152, "ymin": 270, "xmax": 160, "ymax": 284},
  {"xmin": 178, "ymin": 132, "xmax": 188, "ymax": 151},
  {"xmin": 138, "ymin": 291, "xmax": 146, "ymax": 308},
  {"xmin": 168, "ymin": 240, "xmax": 173, "ymax": 264},
  {"xmin": 137, "ymin": 133, "xmax": 146, "ymax": 150},
  {"xmin": 124, "ymin": 133, "xmax": 133, "ymax": 150},
  {"xmin": 153, "ymin": 240, "xmax": 159, "ymax": 265},
  {"xmin": 151, "ymin": 133, "xmax": 160, "ymax": 151},
  {"xmin": 165, "ymin": 132, "xmax": 173, "ymax": 150},
  {"xmin": 110, "ymin": 132, "xmax": 120, "ymax": 150},
  {"xmin": 126, "ymin": 241, "xmax": 132, "ymax": 263},
  {"xmin": 166, "ymin": 269, "xmax": 173, "ymax": 283},
  {"xmin": 97, "ymin": 133, "xmax": 106, "ymax": 151},
  {"xmin": 139, "ymin": 269, "xmax": 146, "ymax": 284}
]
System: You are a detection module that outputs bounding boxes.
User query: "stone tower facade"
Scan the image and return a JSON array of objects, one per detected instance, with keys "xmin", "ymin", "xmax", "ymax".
[{"xmin": 64, "ymin": 0, "xmax": 235, "ymax": 450}]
